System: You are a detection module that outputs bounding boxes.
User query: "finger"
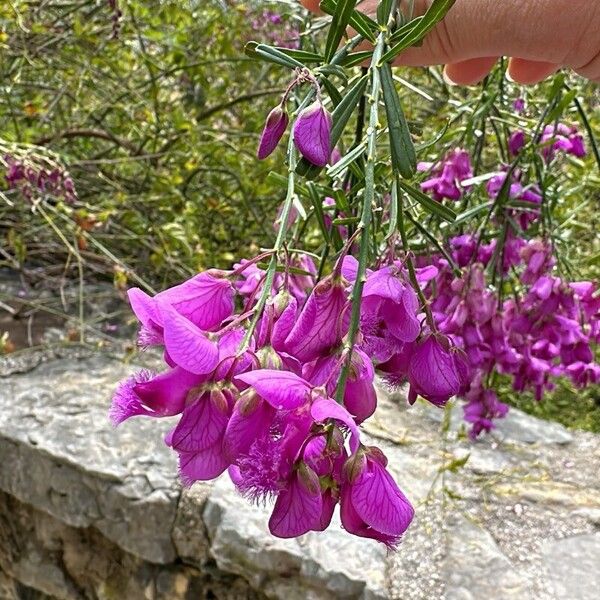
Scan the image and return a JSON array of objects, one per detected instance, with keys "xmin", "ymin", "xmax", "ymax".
[
  {"xmin": 443, "ymin": 57, "xmax": 499, "ymax": 85},
  {"xmin": 300, "ymin": 0, "xmax": 323, "ymax": 14},
  {"xmin": 507, "ymin": 58, "xmax": 560, "ymax": 84}
]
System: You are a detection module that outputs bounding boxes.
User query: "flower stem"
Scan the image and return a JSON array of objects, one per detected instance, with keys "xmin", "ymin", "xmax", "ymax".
[
  {"xmin": 396, "ymin": 177, "xmax": 437, "ymax": 332},
  {"xmin": 238, "ymin": 95, "xmax": 311, "ymax": 352}
]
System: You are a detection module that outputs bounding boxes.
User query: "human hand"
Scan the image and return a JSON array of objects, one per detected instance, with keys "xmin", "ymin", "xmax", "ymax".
[{"xmin": 300, "ymin": 0, "xmax": 600, "ymax": 84}]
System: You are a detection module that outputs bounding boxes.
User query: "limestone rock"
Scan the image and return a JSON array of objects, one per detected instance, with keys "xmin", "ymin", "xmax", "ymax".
[
  {"xmin": 542, "ymin": 533, "xmax": 600, "ymax": 600},
  {"xmin": 443, "ymin": 515, "xmax": 532, "ymax": 599}
]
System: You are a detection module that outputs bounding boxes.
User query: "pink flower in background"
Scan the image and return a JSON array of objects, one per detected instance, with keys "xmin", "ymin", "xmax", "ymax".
[
  {"xmin": 540, "ymin": 123, "xmax": 586, "ymax": 160},
  {"xmin": 418, "ymin": 149, "xmax": 473, "ymax": 201}
]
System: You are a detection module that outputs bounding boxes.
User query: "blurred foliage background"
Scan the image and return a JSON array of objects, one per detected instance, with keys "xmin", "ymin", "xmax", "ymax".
[{"xmin": 0, "ymin": 0, "xmax": 598, "ymax": 428}]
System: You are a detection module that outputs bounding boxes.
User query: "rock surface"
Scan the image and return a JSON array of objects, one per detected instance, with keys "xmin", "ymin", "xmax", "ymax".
[{"xmin": 1, "ymin": 354, "xmax": 599, "ymax": 599}]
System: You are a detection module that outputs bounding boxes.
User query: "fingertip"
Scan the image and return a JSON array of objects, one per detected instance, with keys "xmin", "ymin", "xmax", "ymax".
[
  {"xmin": 443, "ymin": 58, "xmax": 499, "ymax": 86},
  {"xmin": 507, "ymin": 58, "xmax": 559, "ymax": 85},
  {"xmin": 300, "ymin": 0, "xmax": 322, "ymax": 14}
]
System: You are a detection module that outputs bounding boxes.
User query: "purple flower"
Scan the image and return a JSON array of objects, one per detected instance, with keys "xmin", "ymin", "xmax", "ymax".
[
  {"xmin": 513, "ymin": 97, "xmax": 526, "ymax": 114},
  {"xmin": 540, "ymin": 124, "xmax": 586, "ymax": 160},
  {"xmin": 169, "ymin": 387, "xmax": 235, "ymax": 483},
  {"xmin": 407, "ymin": 334, "xmax": 469, "ymax": 406},
  {"xmin": 418, "ymin": 149, "xmax": 473, "ymax": 201},
  {"xmin": 284, "ymin": 273, "xmax": 349, "ymax": 362},
  {"xmin": 257, "ymin": 106, "xmax": 289, "ymax": 159},
  {"xmin": 293, "ymin": 101, "xmax": 332, "ymax": 167},
  {"xmin": 268, "ymin": 462, "xmax": 323, "ymax": 537},
  {"xmin": 508, "ymin": 130, "xmax": 526, "ymax": 155},
  {"xmin": 110, "ymin": 367, "xmax": 203, "ymax": 425},
  {"xmin": 340, "ymin": 447, "xmax": 414, "ymax": 547}
]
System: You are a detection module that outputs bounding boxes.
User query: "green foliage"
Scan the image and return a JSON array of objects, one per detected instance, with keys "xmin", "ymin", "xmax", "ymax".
[{"xmin": 0, "ymin": 0, "xmax": 304, "ymax": 288}]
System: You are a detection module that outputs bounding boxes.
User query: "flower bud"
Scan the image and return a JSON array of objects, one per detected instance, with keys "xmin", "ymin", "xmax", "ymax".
[
  {"xmin": 257, "ymin": 106, "xmax": 289, "ymax": 159},
  {"xmin": 293, "ymin": 100, "xmax": 332, "ymax": 167}
]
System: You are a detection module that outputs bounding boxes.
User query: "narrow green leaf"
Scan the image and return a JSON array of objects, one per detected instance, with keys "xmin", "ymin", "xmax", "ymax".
[
  {"xmin": 246, "ymin": 42, "xmax": 323, "ymax": 64},
  {"xmin": 245, "ymin": 42, "xmax": 305, "ymax": 69},
  {"xmin": 397, "ymin": 180, "xmax": 456, "ymax": 222},
  {"xmin": 381, "ymin": 0, "xmax": 456, "ymax": 63},
  {"xmin": 332, "ymin": 216, "xmax": 361, "ymax": 225},
  {"xmin": 380, "ymin": 63, "xmax": 416, "ymax": 178},
  {"xmin": 321, "ymin": 77, "xmax": 343, "ymax": 106},
  {"xmin": 405, "ymin": 211, "xmax": 460, "ymax": 273},
  {"xmin": 324, "ymin": 0, "xmax": 359, "ymax": 62},
  {"xmin": 385, "ymin": 178, "xmax": 399, "ymax": 240},
  {"xmin": 327, "ymin": 142, "xmax": 366, "ymax": 177},
  {"xmin": 388, "ymin": 15, "xmax": 424, "ymax": 44},
  {"xmin": 546, "ymin": 88, "xmax": 578, "ymax": 124},
  {"xmin": 333, "ymin": 190, "xmax": 349, "ymax": 211},
  {"xmin": 267, "ymin": 172, "xmax": 309, "ymax": 198},
  {"xmin": 320, "ymin": 0, "xmax": 378, "ymax": 43},
  {"xmin": 341, "ymin": 51, "xmax": 373, "ymax": 68},
  {"xmin": 450, "ymin": 202, "xmax": 492, "ymax": 227},
  {"xmin": 318, "ymin": 64, "xmax": 349, "ymax": 84},
  {"xmin": 330, "ymin": 74, "xmax": 369, "ymax": 144},
  {"xmin": 377, "ymin": 0, "xmax": 395, "ymax": 25}
]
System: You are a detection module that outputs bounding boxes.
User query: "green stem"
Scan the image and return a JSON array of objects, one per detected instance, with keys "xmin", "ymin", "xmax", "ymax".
[
  {"xmin": 334, "ymin": 34, "xmax": 385, "ymax": 403},
  {"xmin": 396, "ymin": 180, "xmax": 437, "ymax": 332},
  {"xmin": 238, "ymin": 95, "xmax": 311, "ymax": 352}
]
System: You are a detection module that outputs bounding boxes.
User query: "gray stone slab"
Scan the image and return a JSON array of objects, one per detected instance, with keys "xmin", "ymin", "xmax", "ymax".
[
  {"xmin": 0, "ymin": 355, "xmax": 180, "ymax": 563},
  {"xmin": 1, "ymin": 353, "xmax": 599, "ymax": 600},
  {"xmin": 542, "ymin": 533, "xmax": 600, "ymax": 600},
  {"xmin": 443, "ymin": 515, "xmax": 532, "ymax": 600}
]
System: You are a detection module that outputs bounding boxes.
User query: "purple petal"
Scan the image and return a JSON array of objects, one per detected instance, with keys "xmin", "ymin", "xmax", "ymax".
[
  {"xmin": 285, "ymin": 275, "xmax": 348, "ymax": 362},
  {"xmin": 293, "ymin": 101, "xmax": 332, "ymax": 167},
  {"xmin": 134, "ymin": 367, "xmax": 205, "ymax": 417},
  {"xmin": 272, "ymin": 296, "xmax": 298, "ymax": 351},
  {"xmin": 351, "ymin": 460, "xmax": 414, "ymax": 537},
  {"xmin": 223, "ymin": 395, "xmax": 275, "ymax": 461},
  {"xmin": 363, "ymin": 268, "xmax": 406, "ymax": 301},
  {"xmin": 257, "ymin": 106, "xmax": 289, "ymax": 159},
  {"xmin": 235, "ymin": 369, "xmax": 312, "ymax": 410},
  {"xmin": 311, "ymin": 397, "xmax": 360, "ymax": 453},
  {"xmin": 268, "ymin": 468, "xmax": 322, "ymax": 538},
  {"xmin": 341, "ymin": 255, "xmax": 359, "ymax": 282},
  {"xmin": 178, "ymin": 443, "xmax": 229, "ymax": 484},
  {"xmin": 157, "ymin": 271, "xmax": 235, "ymax": 332},
  {"xmin": 110, "ymin": 369, "xmax": 156, "ymax": 425},
  {"xmin": 159, "ymin": 301, "xmax": 219, "ymax": 374},
  {"xmin": 340, "ymin": 484, "xmax": 399, "ymax": 546},
  {"xmin": 171, "ymin": 391, "xmax": 229, "ymax": 452},
  {"xmin": 128, "ymin": 287, "xmax": 161, "ymax": 328}
]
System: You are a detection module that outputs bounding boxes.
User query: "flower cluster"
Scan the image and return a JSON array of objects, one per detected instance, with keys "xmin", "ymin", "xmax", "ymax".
[
  {"xmin": 426, "ymin": 237, "xmax": 600, "ymax": 438},
  {"xmin": 509, "ymin": 123, "xmax": 586, "ymax": 159},
  {"xmin": 111, "ymin": 254, "xmax": 466, "ymax": 544},
  {"xmin": 4, "ymin": 154, "xmax": 77, "ymax": 203},
  {"xmin": 414, "ymin": 130, "xmax": 598, "ymax": 437}
]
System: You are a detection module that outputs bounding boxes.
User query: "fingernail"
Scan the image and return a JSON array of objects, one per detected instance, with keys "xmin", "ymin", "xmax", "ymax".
[
  {"xmin": 442, "ymin": 67, "xmax": 457, "ymax": 87},
  {"xmin": 505, "ymin": 69, "xmax": 515, "ymax": 83}
]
